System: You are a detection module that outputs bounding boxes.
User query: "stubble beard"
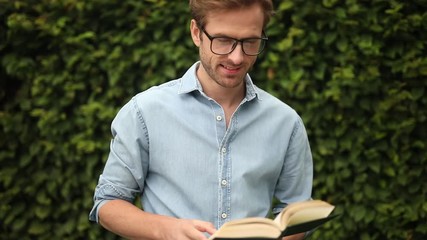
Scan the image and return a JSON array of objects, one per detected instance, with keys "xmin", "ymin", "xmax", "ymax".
[{"xmin": 199, "ymin": 53, "xmax": 254, "ymax": 89}]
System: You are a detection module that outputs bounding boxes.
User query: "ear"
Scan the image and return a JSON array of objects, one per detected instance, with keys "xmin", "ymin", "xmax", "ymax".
[{"xmin": 190, "ymin": 19, "xmax": 201, "ymax": 47}]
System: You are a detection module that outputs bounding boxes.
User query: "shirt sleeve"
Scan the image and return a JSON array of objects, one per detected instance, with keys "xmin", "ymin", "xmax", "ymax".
[
  {"xmin": 89, "ymin": 98, "xmax": 149, "ymax": 222},
  {"xmin": 272, "ymin": 116, "xmax": 313, "ymax": 215}
]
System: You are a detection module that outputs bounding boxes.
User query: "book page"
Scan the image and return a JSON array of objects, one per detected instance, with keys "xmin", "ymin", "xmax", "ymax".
[
  {"xmin": 209, "ymin": 218, "xmax": 282, "ymax": 239},
  {"xmin": 287, "ymin": 206, "xmax": 335, "ymax": 226},
  {"xmin": 273, "ymin": 200, "xmax": 335, "ymax": 228}
]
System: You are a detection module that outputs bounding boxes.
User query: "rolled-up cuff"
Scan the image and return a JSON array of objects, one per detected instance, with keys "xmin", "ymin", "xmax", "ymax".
[{"xmin": 89, "ymin": 199, "xmax": 110, "ymax": 223}]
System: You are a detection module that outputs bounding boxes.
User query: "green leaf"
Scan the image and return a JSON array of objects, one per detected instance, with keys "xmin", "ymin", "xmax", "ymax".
[
  {"xmin": 29, "ymin": 221, "xmax": 49, "ymax": 235},
  {"xmin": 353, "ymin": 206, "xmax": 367, "ymax": 222},
  {"xmin": 278, "ymin": 1, "xmax": 294, "ymax": 11}
]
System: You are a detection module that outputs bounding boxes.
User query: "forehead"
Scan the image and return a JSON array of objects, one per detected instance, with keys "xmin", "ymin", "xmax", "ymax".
[{"xmin": 203, "ymin": 4, "xmax": 264, "ymax": 38}]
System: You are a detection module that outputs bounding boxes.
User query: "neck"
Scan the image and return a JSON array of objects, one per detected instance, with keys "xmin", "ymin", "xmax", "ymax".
[
  {"xmin": 199, "ymin": 79, "xmax": 245, "ymax": 109},
  {"xmin": 196, "ymin": 66, "xmax": 246, "ymax": 108},
  {"xmin": 209, "ymin": 86, "xmax": 245, "ymax": 108},
  {"xmin": 196, "ymin": 67, "xmax": 246, "ymax": 127}
]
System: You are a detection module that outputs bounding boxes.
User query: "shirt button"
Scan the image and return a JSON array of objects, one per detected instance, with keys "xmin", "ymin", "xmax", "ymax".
[
  {"xmin": 221, "ymin": 213, "xmax": 227, "ymax": 219},
  {"xmin": 216, "ymin": 115, "xmax": 223, "ymax": 121},
  {"xmin": 221, "ymin": 180, "xmax": 227, "ymax": 186},
  {"xmin": 221, "ymin": 147, "xmax": 226, "ymax": 153}
]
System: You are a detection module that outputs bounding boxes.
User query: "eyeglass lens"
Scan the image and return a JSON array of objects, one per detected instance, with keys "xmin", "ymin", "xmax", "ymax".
[{"xmin": 211, "ymin": 37, "xmax": 265, "ymax": 55}]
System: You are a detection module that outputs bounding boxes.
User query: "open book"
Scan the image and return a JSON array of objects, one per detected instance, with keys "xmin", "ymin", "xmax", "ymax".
[{"xmin": 209, "ymin": 200, "xmax": 336, "ymax": 240}]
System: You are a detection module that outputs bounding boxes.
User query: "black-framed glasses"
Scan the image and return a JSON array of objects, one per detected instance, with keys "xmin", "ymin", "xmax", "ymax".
[{"xmin": 200, "ymin": 27, "xmax": 268, "ymax": 56}]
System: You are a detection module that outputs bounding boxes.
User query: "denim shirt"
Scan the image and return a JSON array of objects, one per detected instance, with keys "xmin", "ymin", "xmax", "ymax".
[{"xmin": 89, "ymin": 62, "xmax": 313, "ymax": 229}]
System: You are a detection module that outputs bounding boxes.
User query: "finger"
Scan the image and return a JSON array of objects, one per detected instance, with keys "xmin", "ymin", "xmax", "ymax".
[{"xmin": 193, "ymin": 220, "xmax": 217, "ymax": 235}]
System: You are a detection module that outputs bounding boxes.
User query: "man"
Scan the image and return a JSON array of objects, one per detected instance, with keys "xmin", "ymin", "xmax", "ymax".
[{"xmin": 89, "ymin": 1, "xmax": 313, "ymax": 239}]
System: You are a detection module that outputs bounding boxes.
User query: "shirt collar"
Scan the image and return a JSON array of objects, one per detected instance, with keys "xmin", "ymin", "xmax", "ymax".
[{"xmin": 178, "ymin": 61, "xmax": 261, "ymax": 101}]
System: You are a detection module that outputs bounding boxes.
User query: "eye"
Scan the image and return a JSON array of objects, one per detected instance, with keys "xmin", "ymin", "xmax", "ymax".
[
  {"xmin": 215, "ymin": 37, "xmax": 235, "ymax": 45},
  {"xmin": 244, "ymin": 39, "xmax": 260, "ymax": 45}
]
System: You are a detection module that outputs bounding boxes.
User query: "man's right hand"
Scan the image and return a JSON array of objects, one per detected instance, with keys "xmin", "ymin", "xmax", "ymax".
[
  {"xmin": 98, "ymin": 200, "xmax": 216, "ymax": 240},
  {"xmin": 160, "ymin": 219, "xmax": 216, "ymax": 240}
]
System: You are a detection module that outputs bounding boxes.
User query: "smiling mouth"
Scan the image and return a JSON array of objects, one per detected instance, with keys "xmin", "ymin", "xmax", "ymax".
[{"xmin": 222, "ymin": 64, "xmax": 241, "ymax": 72}]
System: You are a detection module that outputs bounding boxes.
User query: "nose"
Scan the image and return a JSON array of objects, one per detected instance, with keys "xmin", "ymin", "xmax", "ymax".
[{"xmin": 228, "ymin": 43, "xmax": 245, "ymax": 64}]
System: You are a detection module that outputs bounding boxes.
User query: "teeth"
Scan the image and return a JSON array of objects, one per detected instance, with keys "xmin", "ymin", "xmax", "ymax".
[{"xmin": 224, "ymin": 66, "xmax": 238, "ymax": 70}]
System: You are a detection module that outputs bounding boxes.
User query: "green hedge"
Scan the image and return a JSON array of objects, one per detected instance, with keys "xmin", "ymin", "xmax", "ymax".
[{"xmin": 1, "ymin": 0, "xmax": 426, "ymax": 239}]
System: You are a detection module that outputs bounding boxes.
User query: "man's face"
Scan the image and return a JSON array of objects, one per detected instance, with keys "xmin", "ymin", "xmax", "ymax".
[{"xmin": 190, "ymin": 4, "xmax": 265, "ymax": 90}]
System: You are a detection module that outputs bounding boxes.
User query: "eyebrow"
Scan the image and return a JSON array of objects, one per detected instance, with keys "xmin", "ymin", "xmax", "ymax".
[{"xmin": 209, "ymin": 31, "xmax": 264, "ymax": 40}]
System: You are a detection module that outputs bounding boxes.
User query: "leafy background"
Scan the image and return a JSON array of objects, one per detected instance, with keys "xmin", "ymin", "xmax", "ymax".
[{"xmin": 1, "ymin": 0, "xmax": 426, "ymax": 239}]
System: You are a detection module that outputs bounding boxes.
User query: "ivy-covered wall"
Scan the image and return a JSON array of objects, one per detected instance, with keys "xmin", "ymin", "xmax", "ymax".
[{"xmin": 1, "ymin": 0, "xmax": 426, "ymax": 239}]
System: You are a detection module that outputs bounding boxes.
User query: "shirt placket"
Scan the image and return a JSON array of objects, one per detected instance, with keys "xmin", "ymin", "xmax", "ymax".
[
  {"xmin": 212, "ymin": 103, "xmax": 232, "ymax": 228},
  {"xmin": 218, "ymin": 142, "xmax": 231, "ymax": 227}
]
